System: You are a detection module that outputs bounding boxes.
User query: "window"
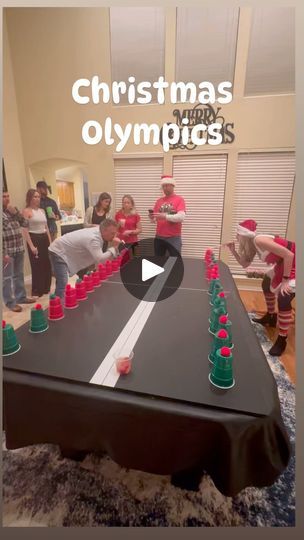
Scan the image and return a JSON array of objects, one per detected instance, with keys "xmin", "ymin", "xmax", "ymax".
[
  {"xmin": 245, "ymin": 7, "xmax": 295, "ymax": 96},
  {"xmin": 173, "ymin": 154, "xmax": 227, "ymax": 258},
  {"xmin": 228, "ymin": 152, "xmax": 295, "ymax": 274},
  {"xmin": 175, "ymin": 8, "xmax": 239, "ymax": 96},
  {"xmin": 114, "ymin": 157, "xmax": 163, "ymax": 240},
  {"xmin": 110, "ymin": 7, "xmax": 165, "ymax": 105}
]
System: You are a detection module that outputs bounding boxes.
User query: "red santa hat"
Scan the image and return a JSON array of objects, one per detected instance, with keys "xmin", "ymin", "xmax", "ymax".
[
  {"xmin": 160, "ymin": 175, "xmax": 176, "ymax": 187},
  {"xmin": 236, "ymin": 219, "xmax": 257, "ymax": 238}
]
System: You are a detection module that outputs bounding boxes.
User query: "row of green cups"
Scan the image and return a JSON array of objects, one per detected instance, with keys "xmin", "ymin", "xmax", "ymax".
[
  {"xmin": 208, "ymin": 273, "xmax": 235, "ymax": 390},
  {"xmin": 3, "ymin": 305, "xmax": 48, "ymax": 356}
]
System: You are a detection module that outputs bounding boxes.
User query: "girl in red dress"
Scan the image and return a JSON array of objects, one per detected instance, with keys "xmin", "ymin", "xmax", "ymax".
[
  {"xmin": 226, "ymin": 219, "xmax": 295, "ymax": 356},
  {"xmin": 115, "ymin": 195, "xmax": 142, "ymax": 256}
]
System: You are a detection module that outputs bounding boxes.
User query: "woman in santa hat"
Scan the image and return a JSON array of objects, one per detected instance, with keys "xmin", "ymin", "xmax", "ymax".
[{"xmin": 226, "ymin": 219, "xmax": 295, "ymax": 356}]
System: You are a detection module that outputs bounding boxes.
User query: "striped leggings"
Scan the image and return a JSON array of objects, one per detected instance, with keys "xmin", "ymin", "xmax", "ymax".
[{"xmin": 262, "ymin": 275, "xmax": 295, "ymax": 336}]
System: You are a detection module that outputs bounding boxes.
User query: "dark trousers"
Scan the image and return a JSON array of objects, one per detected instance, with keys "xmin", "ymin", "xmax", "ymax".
[
  {"xmin": 27, "ymin": 233, "xmax": 52, "ymax": 296},
  {"xmin": 154, "ymin": 236, "xmax": 182, "ymax": 256},
  {"xmin": 262, "ymin": 275, "xmax": 295, "ymax": 311}
]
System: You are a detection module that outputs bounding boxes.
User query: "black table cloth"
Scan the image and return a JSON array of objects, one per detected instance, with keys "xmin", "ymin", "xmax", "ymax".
[{"xmin": 3, "ymin": 259, "xmax": 291, "ymax": 496}]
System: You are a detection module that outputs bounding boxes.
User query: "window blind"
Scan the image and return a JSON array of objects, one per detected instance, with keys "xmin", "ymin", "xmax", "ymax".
[
  {"xmin": 173, "ymin": 154, "xmax": 227, "ymax": 258},
  {"xmin": 228, "ymin": 151, "xmax": 295, "ymax": 275}
]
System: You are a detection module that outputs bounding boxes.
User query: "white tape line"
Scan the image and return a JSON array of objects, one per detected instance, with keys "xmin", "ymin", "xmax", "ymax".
[
  {"xmin": 90, "ymin": 258, "xmax": 176, "ymax": 387},
  {"xmin": 100, "ymin": 301, "xmax": 156, "ymax": 388},
  {"xmin": 89, "ymin": 299, "xmax": 150, "ymax": 385}
]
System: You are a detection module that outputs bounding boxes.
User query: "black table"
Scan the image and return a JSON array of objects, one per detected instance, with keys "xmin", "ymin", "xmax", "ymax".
[{"xmin": 3, "ymin": 259, "xmax": 291, "ymax": 496}]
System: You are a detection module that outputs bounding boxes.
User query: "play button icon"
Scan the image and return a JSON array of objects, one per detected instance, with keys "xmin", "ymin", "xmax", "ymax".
[
  {"xmin": 119, "ymin": 237, "xmax": 184, "ymax": 302},
  {"xmin": 142, "ymin": 259, "xmax": 164, "ymax": 282}
]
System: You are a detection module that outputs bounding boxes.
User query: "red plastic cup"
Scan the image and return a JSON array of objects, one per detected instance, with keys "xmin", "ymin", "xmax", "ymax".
[
  {"xmin": 83, "ymin": 273, "xmax": 94, "ymax": 292},
  {"xmin": 204, "ymin": 248, "xmax": 213, "ymax": 261},
  {"xmin": 205, "ymin": 260, "xmax": 215, "ymax": 277},
  {"xmin": 98, "ymin": 263, "xmax": 108, "ymax": 281},
  {"xmin": 114, "ymin": 350, "xmax": 134, "ymax": 375},
  {"xmin": 206, "ymin": 266, "xmax": 214, "ymax": 281},
  {"xmin": 112, "ymin": 259, "xmax": 120, "ymax": 272},
  {"xmin": 92, "ymin": 270, "xmax": 101, "ymax": 288},
  {"xmin": 105, "ymin": 260, "xmax": 113, "ymax": 276},
  {"xmin": 48, "ymin": 294, "xmax": 64, "ymax": 321},
  {"xmin": 205, "ymin": 255, "xmax": 212, "ymax": 265},
  {"xmin": 75, "ymin": 279, "xmax": 87, "ymax": 301},
  {"xmin": 64, "ymin": 284, "xmax": 79, "ymax": 309},
  {"xmin": 211, "ymin": 267, "xmax": 219, "ymax": 279}
]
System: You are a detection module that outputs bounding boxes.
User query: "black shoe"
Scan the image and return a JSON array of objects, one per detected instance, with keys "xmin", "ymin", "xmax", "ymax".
[
  {"xmin": 252, "ymin": 312, "xmax": 277, "ymax": 327},
  {"xmin": 269, "ymin": 335, "xmax": 287, "ymax": 356}
]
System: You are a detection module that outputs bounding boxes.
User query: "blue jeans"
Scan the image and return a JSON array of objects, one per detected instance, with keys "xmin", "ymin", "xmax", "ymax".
[
  {"xmin": 48, "ymin": 251, "xmax": 69, "ymax": 299},
  {"xmin": 3, "ymin": 252, "xmax": 27, "ymax": 308},
  {"xmin": 154, "ymin": 236, "xmax": 182, "ymax": 256}
]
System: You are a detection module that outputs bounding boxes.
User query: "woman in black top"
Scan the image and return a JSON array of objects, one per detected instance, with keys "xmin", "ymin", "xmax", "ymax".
[{"xmin": 84, "ymin": 192, "xmax": 112, "ymax": 227}]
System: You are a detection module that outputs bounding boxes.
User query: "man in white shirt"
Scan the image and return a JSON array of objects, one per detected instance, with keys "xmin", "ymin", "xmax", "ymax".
[{"xmin": 48, "ymin": 218, "xmax": 121, "ymax": 298}]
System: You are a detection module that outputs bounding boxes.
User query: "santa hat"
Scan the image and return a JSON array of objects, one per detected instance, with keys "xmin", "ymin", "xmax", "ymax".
[
  {"xmin": 160, "ymin": 175, "xmax": 176, "ymax": 187},
  {"xmin": 236, "ymin": 219, "xmax": 257, "ymax": 238}
]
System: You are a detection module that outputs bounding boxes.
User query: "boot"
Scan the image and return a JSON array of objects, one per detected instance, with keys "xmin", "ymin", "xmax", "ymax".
[
  {"xmin": 269, "ymin": 335, "xmax": 287, "ymax": 356},
  {"xmin": 252, "ymin": 312, "xmax": 277, "ymax": 327}
]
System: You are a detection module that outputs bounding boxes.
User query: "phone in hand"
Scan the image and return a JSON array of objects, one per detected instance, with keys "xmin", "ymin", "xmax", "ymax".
[{"xmin": 118, "ymin": 241, "xmax": 126, "ymax": 253}]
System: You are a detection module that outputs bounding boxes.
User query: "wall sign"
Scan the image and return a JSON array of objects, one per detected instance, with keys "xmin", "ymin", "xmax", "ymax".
[{"xmin": 160, "ymin": 104, "xmax": 235, "ymax": 150}]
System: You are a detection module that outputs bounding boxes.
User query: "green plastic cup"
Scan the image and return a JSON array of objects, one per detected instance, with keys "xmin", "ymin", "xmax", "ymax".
[
  {"xmin": 209, "ymin": 305, "xmax": 227, "ymax": 335},
  {"xmin": 209, "ymin": 346, "xmax": 235, "ymax": 389},
  {"xmin": 46, "ymin": 206, "xmax": 53, "ymax": 218},
  {"xmin": 211, "ymin": 295, "xmax": 225, "ymax": 311},
  {"xmin": 2, "ymin": 320, "xmax": 21, "ymax": 356},
  {"xmin": 218, "ymin": 315, "xmax": 233, "ymax": 348},
  {"xmin": 211, "ymin": 282, "xmax": 223, "ymax": 304},
  {"xmin": 211, "ymin": 292, "xmax": 227, "ymax": 314},
  {"xmin": 217, "ymin": 292, "xmax": 227, "ymax": 312},
  {"xmin": 29, "ymin": 304, "xmax": 49, "ymax": 333},
  {"xmin": 208, "ymin": 329, "xmax": 230, "ymax": 364},
  {"xmin": 208, "ymin": 277, "xmax": 221, "ymax": 296}
]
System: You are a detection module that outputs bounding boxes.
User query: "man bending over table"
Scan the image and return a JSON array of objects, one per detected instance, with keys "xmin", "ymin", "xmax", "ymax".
[{"xmin": 48, "ymin": 218, "xmax": 121, "ymax": 298}]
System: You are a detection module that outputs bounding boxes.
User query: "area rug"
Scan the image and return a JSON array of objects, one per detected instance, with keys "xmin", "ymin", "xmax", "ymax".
[{"xmin": 2, "ymin": 314, "xmax": 295, "ymax": 527}]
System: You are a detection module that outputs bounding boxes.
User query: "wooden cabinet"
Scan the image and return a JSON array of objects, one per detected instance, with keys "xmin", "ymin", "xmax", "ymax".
[{"xmin": 56, "ymin": 181, "xmax": 75, "ymax": 211}]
